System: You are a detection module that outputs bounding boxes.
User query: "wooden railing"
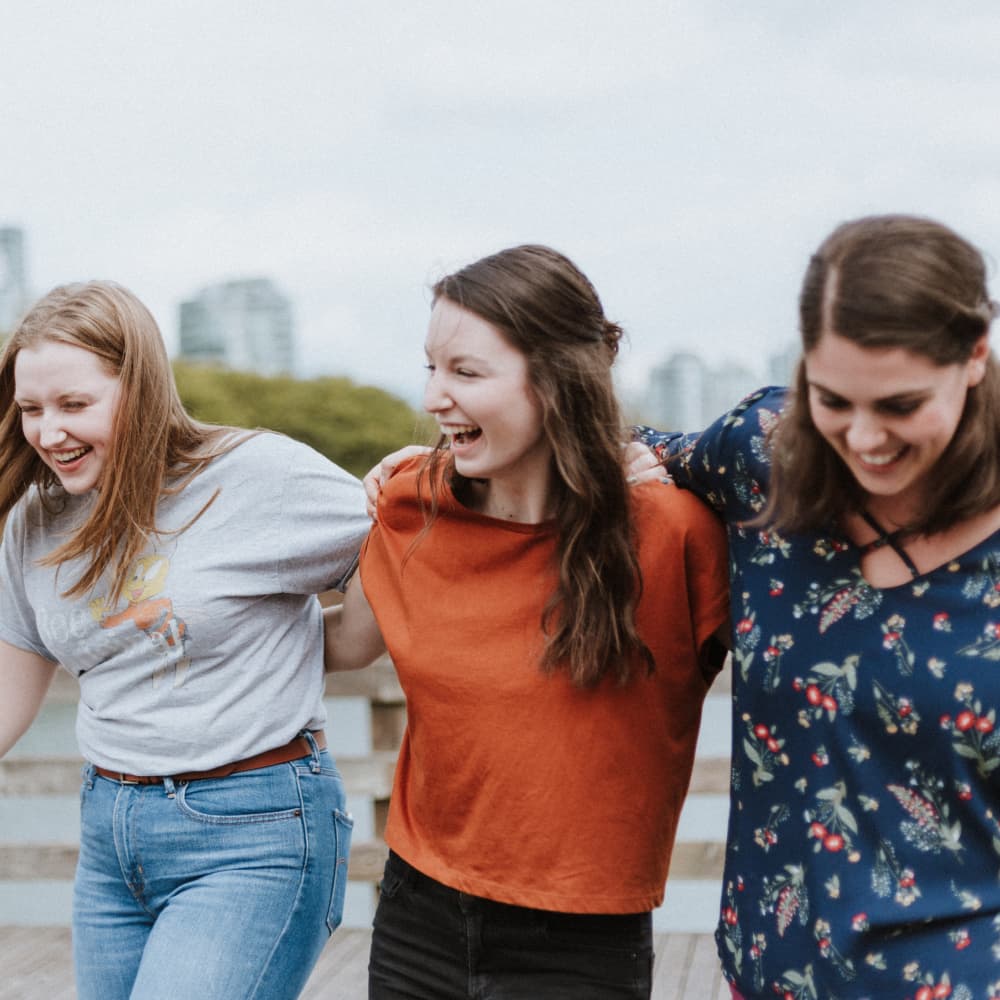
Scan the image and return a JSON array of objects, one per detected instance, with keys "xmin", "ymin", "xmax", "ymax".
[
  {"xmin": 0, "ymin": 658, "xmax": 404, "ymax": 889},
  {"xmin": 1, "ymin": 650, "xmax": 730, "ymax": 910}
]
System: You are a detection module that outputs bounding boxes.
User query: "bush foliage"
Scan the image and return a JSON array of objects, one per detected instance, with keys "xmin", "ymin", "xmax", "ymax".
[{"xmin": 173, "ymin": 362, "xmax": 435, "ymax": 478}]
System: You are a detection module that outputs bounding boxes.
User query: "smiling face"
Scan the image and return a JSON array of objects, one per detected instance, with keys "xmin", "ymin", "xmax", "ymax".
[
  {"xmin": 423, "ymin": 296, "xmax": 553, "ymax": 518},
  {"xmin": 805, "ymin": 330, "xmax": 989, "ymax": 522},
  {"xmin": 14, "ymin": 339, "xmax": 122, "ymax": 495}
]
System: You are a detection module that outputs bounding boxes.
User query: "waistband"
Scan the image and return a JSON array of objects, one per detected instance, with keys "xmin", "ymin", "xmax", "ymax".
[
  {"xmin": 385, "ymin": 852, "xmax": 651, "ymax": 929},
  {"xmin": 92, "ymin": 729, "xmax": 327, "ymax": 785}
]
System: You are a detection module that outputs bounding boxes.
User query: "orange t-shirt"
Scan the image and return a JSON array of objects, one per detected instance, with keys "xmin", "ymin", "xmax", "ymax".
[{"xmin": 359, "ymin": 460, "xmax": 729, "ymax": 914}]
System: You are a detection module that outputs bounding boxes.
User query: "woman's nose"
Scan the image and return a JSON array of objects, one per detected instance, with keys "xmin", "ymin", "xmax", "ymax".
[
  {"xmin": 845, "ymin": 411, "xmax": 887, "ymax": 452},
  {"xmin": 39, "ymin": 416, "xmax": 68, "ymax": 448},
  {"xmin": 422, "ymin": 373, "xmax": 451, "ymax": 413}
]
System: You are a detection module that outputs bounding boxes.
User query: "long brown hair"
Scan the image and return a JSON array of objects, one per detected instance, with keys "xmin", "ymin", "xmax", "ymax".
[
  {"xmin": 0, "ymin": 281, "xmax": 246, "ymax": 600},
  {"xmin": 766, "ymin": 214, "xmax": 1000, "ymax": 536},
  {"xmin": 419, "ymin": 245, "xmax": 652, "ymax": 687}
]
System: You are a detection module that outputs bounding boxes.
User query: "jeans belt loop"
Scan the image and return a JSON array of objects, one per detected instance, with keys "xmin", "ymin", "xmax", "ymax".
[{"xmin": 302, "ymin": 728, "xmax": 322, "ymax": 773}]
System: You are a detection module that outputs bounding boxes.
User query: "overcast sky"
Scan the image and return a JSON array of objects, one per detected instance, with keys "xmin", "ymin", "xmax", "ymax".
[{"xmin": 3, "ymin": 1, "xmax": 999, "ymax": 407}]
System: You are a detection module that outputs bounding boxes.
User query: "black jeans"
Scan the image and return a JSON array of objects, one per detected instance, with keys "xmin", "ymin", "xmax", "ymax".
[{"xmin": 368, "ymin": 851, "xmax": 653, "ymax": 999}]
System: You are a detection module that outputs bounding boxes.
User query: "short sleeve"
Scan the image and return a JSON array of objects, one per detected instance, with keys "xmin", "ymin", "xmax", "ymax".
[
  {"xmin": 272, "ymin": 437, "xmax": 371, "ymax": 593},
  {"xmin": 635, "ymin": 386, "xmax": 786, "ymax": 522}
]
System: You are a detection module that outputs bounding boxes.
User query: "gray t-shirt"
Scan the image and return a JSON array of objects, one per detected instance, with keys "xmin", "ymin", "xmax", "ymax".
[{"xmin": 0, "ymin": 432, "xmax": 370, "ymax": 774}]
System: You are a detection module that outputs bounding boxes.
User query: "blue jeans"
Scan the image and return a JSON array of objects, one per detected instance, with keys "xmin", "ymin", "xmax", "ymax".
[
  {"xmin": 73, "ymin": 736, "xmax": 353, "ymax": 1000},
  {"xmin": 368, "ymin": 851, "xmax": 653, "ymax": 999}
]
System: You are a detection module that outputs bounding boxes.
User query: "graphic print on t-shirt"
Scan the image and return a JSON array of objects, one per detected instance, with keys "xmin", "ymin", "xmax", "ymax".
[{"xmin": 88, "ymin": 552, "xmax": 191, "ymax": 688}]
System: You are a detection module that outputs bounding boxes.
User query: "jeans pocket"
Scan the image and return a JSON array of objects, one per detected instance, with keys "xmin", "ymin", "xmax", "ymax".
[
  {"xmin": 326, "ymin": 808, "xmax": 354, "ymax": 933},
  {"xmin": 378, "ymin": 853, "xmax": 409, "ymax": 900}
]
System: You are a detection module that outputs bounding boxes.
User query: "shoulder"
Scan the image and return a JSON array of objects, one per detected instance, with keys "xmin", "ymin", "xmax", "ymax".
[
  {"xmin": 632, "ymin": 484, "xmax": 728, "ymax": 579},
  {"xmin": 379, "ymin": 455, "xmax": 457, "ymax": 509},
  {"xmin": 377, "ymin": 456, "xmax": 435, "ymax": 525},
  {"xmin": 709, "ymin": 386, "xmax": 787, "ymax": 443},
  {"xmin": 678, "ymin": 385, "xmax": 786, "ymax": 495},
  {"xmin": 632, "ymin": 482, "xmax": 724, "ymax": 539},
  {"xmin": 380, "ymin": 456, "xmax": 427, "ymax": 495},
  {"xmin": 210, "ymin": 431, "xmax": 356, "ymax": 484},
  {"xmin": 3, "ymin": 485, "xmax": 80, "ymax": 535},
  {"xmin": 223, "ymin": 430, "xmax": 321, "ymax": 463}
]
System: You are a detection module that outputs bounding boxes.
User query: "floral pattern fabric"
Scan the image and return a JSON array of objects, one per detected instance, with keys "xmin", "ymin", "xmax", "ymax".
[{"xmin": 638, "ymin": 387, "xmax": 1000, "ymax": 1000}]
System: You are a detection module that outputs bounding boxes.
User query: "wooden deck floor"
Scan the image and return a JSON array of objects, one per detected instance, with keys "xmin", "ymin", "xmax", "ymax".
[{"xmin": 0, "ymin": 925, "xmax": 731, "ymax": 1000}]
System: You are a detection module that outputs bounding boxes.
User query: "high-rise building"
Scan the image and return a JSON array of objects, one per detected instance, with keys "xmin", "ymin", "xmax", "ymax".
[
  {"xmin": 704, "ymin": 361, "xmax": 759, "ymax": 423},
  {"xmin": 179, "ymin": 278, "xmax": 295, "ymax": 376},
  {"xmin": 0, "ymin": 227, "xmax": 29, "ymax": 333},
  {"xmin": 645, "ymin": 352, "xmax": 706, "ymax": 432},
  {"xmin": 645, "ymin": 342, "xmax": 801, "ymax": 433},
  {"xmin": 767, "ymin": 341, "xmax": 800, "ymax": 387}
]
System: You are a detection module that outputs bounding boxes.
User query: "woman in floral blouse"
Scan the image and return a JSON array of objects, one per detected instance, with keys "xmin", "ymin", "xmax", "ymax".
[{"xmin": 636, "ymin": 214, "xmax": 1000, "ymax": 999}]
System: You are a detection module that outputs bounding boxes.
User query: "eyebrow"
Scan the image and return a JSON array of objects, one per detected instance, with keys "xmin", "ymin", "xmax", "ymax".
[
  {"xmin": 424, "ymin": 350, "xmax": 491, "ymax": 367},
  {"xmin": 14, "ymin": 388, "xmax": 96, "ymax": 404},
  {"xmin": 808, "ymin": 380, "xmax": 930, "ymax": 404}
]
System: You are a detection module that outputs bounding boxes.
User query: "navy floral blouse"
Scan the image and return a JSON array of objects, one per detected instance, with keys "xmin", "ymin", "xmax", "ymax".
[{"xmin": 638, "ymin": 387, "xmax": 1000, "ymax": 1000}]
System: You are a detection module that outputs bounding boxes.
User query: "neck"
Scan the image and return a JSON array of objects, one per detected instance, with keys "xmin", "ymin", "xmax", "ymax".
[
  {"xmin": 862, "ymin": 495, "xmax": 921, "ymax": 534},
  {"xmin": 468, "ymin": 478, "xmax": 555, "ymax": 524}
]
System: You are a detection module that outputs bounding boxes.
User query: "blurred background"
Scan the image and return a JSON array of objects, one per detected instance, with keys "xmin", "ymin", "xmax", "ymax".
[
  {"xmin": 3, "ymin": 0, "xmax": 999, "ymax": 450},
  {"xmin": 3, "ymin": 0, "xmax": 999, "ymax": 947}
]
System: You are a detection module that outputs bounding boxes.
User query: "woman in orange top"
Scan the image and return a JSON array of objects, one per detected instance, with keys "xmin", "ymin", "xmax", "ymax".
[{"xmin": 326, "ymin": 244, "xmax": 729, "ymax": 998}]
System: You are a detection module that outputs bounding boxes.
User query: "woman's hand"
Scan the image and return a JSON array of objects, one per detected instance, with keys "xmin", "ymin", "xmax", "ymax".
[
  {"xmin": 363, "ymin": 445, "xmax": 432, "ymax": 519},
  {"xmin": 624, "ymin": 441, "xmax": 670, "ymax": 485}
]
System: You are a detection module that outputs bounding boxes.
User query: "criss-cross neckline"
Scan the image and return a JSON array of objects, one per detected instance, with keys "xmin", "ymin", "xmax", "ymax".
[{"xmin": 858, "ymin": 510, "xmax": 920, "ymax": 580}]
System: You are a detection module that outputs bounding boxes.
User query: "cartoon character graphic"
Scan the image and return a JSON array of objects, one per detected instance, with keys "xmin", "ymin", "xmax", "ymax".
[{"xmin": 89, "ymin": 553, "xmax": 190, "ymax": 688}]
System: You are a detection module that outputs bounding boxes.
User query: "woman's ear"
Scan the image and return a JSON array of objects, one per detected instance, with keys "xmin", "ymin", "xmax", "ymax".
[{"xmin": 967, "ymin": 335, "xmax": 991, "ymax": 386}]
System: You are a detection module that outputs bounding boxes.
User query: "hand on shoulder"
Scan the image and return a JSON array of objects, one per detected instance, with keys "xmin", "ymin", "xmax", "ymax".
[{"xmin": 363, "ymin": 445, "xmax": 433, "ymax": 519}]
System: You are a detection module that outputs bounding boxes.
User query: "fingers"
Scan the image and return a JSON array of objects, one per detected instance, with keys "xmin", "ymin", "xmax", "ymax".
[
  {"xmin": 362, "ymin": 445, "xmax": 435, "ymax": 520},
  {"xmin": 623, "ymin": 441, "xmax": 667, "ymax": 485},
  {"xmin": 363, "ymin": 465, "xmax": 384, "ymax": 520},
  {"xmin": 626, "ymin": 467, "xmax": 674, "ymax": 486}
]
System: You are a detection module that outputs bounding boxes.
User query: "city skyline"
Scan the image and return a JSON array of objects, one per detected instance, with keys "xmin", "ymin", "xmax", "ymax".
[
  {"xmin": 2, "ymin": 3, "xmax": 999, "ymax": 410},
  {"xmin": 0, "ymin": 220, "xmax": 795, "ymax": 415}
]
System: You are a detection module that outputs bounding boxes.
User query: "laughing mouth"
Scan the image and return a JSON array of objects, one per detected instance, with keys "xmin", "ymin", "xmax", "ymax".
[
  {"xmin": 858, "ymin": 447, "xmax": 905, "ymax": 467},
  {"xmin": 52, "ymin": 446, "xmax": 91, "ymax": 465},
  {"xmin": 442, "ymin": 424, "xmax": 482, "ymax": 446}
]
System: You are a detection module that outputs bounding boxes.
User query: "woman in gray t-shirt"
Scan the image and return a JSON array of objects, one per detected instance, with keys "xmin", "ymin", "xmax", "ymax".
[{"xmin": 0, "ymin": 281, "xmax": 371, "ymax": 1000}]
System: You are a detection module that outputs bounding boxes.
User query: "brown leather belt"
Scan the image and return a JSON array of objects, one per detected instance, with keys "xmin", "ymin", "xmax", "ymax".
[{"xmin": 92, "ymin": 730, "xmax": 327, "ymax": 785}]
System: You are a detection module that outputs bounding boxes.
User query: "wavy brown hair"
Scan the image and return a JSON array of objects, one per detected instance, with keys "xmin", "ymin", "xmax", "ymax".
[
  {"xmin": 765, "ymin": 214, "xmax": 1000, "ymax": 536},
  {"xmin": 0, "ymin": 281, "xmax": 248, "ymax": 600},
  {"xmin": 418, "ymin": 245, "xmax": 652, "ymax": 687}
]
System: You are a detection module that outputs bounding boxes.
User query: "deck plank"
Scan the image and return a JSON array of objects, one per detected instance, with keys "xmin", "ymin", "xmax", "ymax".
[{"xmin": 0, "ymin": 926, "xmax": 728, "ymax": 1000}]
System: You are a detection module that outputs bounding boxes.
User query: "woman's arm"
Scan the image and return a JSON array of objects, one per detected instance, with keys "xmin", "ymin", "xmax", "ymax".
[
  {"xmin": 0, "ymin": 640, "xmax": 58, "ymax": 758},
  {"xmin": 322, "ymin": 570, "xmax": 387, "ymax": 672}
]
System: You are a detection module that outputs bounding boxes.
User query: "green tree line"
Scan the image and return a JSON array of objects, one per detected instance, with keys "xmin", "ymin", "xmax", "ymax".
[{"xmin": 173, "ymin": 363, "xmax": 436, "ymax": 478}]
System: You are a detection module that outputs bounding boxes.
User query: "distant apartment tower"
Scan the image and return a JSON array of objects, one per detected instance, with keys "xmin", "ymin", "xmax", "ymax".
[
  {"xmin": 704, "ymin": 361, "xmax": 759, "ymax": 423},
  {"xmin": 0, "ymin": 227, "xmax": 29, "ymax": 332},
  {"xmin": 767, "ymin": 341, "xmax": 800, "ymax": 387},
  {"xmin": 179, "ymin": 278, "xmax": 295, "ymax": 375},
  {"xmin": 646, "ymin": 352, "xmax": 705, "ymax": 432},
  {"xmin": 646, "ymin": 352, "xmax": 759, "ymax": 431}
]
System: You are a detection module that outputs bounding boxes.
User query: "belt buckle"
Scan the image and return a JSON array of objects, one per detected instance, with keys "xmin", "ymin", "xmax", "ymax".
[{"xmin": 117, "ymin": 773, "xmax": 140, "ymax": 785}]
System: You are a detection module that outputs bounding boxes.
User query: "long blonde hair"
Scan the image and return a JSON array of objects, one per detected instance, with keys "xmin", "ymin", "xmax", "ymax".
[{"xmin": 0, "ymin": 281, "xmax": 247, "ymax": 599}]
